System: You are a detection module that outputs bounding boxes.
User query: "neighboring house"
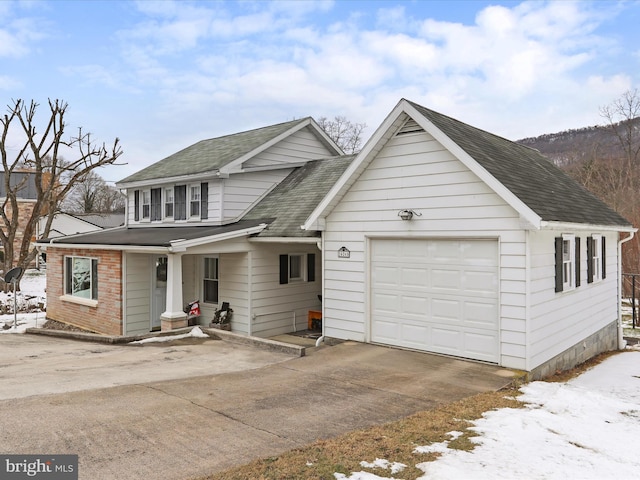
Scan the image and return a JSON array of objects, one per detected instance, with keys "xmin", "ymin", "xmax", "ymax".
[
  {"xmin": 39, "ymin": 212, "xmax": 125, "ymax": 239},
  {"xmin": 38, "ymin": 100, "xmax": 636, "ymax": 379},
  {"xmin": 0, "ymin": 171, "xmax": 40, "ymax": 267}
]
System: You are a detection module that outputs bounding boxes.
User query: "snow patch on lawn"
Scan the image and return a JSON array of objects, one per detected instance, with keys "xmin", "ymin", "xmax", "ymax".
[{"xmin": 337, "ymin": 352, "xmax": 640, "ymax": 480}]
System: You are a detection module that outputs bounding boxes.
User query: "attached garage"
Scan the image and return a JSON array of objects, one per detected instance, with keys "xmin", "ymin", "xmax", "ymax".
[{"xmin": 370, "ymin": 238, "xmax": 499, "ymax": 363}]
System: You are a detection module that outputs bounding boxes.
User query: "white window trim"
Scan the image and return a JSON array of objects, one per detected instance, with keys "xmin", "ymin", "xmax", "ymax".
[
  {"xmin": 288, "ymin": 253, "xmax": 306, "ymax": 282},
  {"xmin": 64, "ymin": 255, "xmax": 99, "ymax": 301},
  {"xmin": 141, "ymin": 189, "xmax": 151, "ymax": 221},
  {"xmin": 203, "ymin": 256, "xmax": 219, "ymax": 304},
  {"xmin": 164, "ymin": 187, "xmax": 174, "ymax": 220},
  {"xmin": 591, "ymin": 234, "xmax": 603, "ymax": 283},
  {"xmin": 189, "ymin": 184, "xmax": 201, "ymax": 219},
  {"xmin": 562, "ymin": 234, "xmax": 576, "ymax": 292}
]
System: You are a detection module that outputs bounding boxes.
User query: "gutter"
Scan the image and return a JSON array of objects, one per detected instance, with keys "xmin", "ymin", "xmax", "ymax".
[{"xmin": 618, "ymin": 231, "xmax": 636, "ymax": 349}]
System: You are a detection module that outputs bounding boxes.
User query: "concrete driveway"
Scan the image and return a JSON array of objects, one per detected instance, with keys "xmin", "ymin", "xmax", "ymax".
[{"xmin": 0, "ymin": 332, "xmax": 515, "ymax": 480}]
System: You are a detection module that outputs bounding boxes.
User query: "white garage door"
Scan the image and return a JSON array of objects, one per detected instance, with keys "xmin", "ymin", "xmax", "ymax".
[{"xmin": 371, "ymin": 239, "xmax": 499, "ymax": 363}]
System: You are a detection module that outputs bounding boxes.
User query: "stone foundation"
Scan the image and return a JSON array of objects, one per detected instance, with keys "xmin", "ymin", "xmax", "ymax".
[
  {"xmin": 161, "ymin": 314, "xmax": 188, "ymax": 331},
  {"xmin": 529, "ymin": 320, "xmax": 619, "ymax": 380}
]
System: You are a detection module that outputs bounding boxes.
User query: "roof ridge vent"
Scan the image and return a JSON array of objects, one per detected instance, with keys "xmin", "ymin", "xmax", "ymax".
[{"xmin": 396, "ymin": 118, "xmax": 425, "ymax": 136}]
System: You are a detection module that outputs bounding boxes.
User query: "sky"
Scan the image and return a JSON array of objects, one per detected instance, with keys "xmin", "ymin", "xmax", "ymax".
[{"xmin": 2, "ymin": 0, "xmax": 640, "ymax": 183}]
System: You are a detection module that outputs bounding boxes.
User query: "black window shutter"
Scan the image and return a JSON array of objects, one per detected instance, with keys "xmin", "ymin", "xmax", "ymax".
[
  {"xmin": 554, "ymin": 237, "xmax": 563, "ymax": 293},
  {"xmin": 279, "ymin": 255, "xmax": 288, "ymax": 285},
  {"xmin": 575, "ymin": 236, "xmax": 581, "ymax": 287},
  {"xmin": 201, "ymin": 182, "xmax": 208, "ymax": 220},
  {"xmin": 134, "ymin": 190, "xmax": 140, "ymax": 221},
  {"xmin": 586, "ymin": 237, "xmax": 594, "ymax": 283},
  {"xmin": 307, "ymin": 253, "xmax": 316, "ymax": 282},
  {"xmin": 602, "ymin": 236, "xmax": 607, "ymax": 279}
]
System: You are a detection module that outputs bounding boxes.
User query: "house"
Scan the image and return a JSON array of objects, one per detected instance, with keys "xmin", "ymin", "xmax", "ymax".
[
  {"xmin": 303, "ymin": 99, "xmax": 635, "ymax": 379},
  {"xmin": 0, "ymin": 170, "xmax": 41, "ymax": 268},
  {"xmin": 38, "ymin": 212, "xmax": 125, "ymax": 239},
  {"xmin": 39, "ymin": 117, "xmax": 347, "ymax": 336},
  {"xmin": 38, "ymin": 99, "xmax": 635, "ymax": 379}
]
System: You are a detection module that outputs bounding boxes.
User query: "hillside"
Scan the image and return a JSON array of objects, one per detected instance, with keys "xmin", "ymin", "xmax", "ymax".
[{"xmin": 517, "ymin": 118, "xmax": 640, "ymax": 166}]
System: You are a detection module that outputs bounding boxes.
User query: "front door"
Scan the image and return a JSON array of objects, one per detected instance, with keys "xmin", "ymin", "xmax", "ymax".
[{"xmin": 151, "ymin": 256, "xmax": 167, "ymax": 330}]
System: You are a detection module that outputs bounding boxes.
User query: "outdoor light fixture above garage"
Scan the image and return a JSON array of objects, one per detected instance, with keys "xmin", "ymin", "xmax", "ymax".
[{"xmin": 398, "ymin": 209, "xmax": 421, "ymax": 221}]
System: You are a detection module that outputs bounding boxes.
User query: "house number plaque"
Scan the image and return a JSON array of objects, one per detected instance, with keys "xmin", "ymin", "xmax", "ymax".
[{"xmin": 338, "ymin": 246, "xmax": 350, "ymax": 258}]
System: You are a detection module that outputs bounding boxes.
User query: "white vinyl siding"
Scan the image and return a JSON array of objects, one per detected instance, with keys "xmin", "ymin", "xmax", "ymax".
[
  {"xmin": 249, "ymin": 244, "xmax": 321, "ymax": 338},
  {"xmin": 322, "ymin": 129, "xmax": 527, "ymax": 369},
  {"xmin": 242, "ymin": 126, "xmax": 336, "ymax": 169},
  {"xmin": 124, "ymin": 253, "xmax": 152, "ymax": 336},
  {"xmin": 222, "ymin": 170, "xmax": 293, "ymax": 221},
  {"xmin": 528, "ymin": 230, "xmax": 618, "ymax": 370}
]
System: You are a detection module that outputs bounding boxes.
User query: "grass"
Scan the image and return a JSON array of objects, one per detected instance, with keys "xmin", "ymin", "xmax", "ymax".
[{"xmin": 196, "ymin": 351, "xmax": 619, "ymax": 480}]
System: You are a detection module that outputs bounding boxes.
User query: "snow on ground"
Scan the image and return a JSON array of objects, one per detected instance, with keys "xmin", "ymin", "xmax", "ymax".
[
  {"xmin": 336, "ymin": 351, "xmax": 640, "ymax": 480},
  {"xmin": 6, "ymin": 270, "xmax": 640, "ymax": 479},
  {"xmin": 129, "ymin": 326, "xmax": 209, "ymax": 344},
  {"xmin": 0, "ymin": 269, "xmax": 47, "ymax": 333}
]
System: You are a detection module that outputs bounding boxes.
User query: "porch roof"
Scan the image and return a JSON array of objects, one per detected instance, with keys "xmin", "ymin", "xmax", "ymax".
[{"xmin": 38, "ymin": 219, "xmax": 273, "ymax": 248}]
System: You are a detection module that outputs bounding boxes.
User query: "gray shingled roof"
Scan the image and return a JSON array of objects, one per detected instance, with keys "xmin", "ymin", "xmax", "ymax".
[
  {"xmin": 40, "ymin": 220, "xmax": 271, "ymax": 247},
  {"xmin": 71, "ymin": 213, "xmax": 125, "ymax": 229},
  {"xmin": 117, "ymin": 118, "xmax": 311, "ymax": 184},
  {"xmin": 409, "ymin": 101, "xmax": 632, "ymax": 227},
  {"xmin": 245, "ymin": 155, "xmax": 356, "ymax": 237}
]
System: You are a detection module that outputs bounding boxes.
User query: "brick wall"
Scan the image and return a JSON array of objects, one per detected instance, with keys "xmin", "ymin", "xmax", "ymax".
[
  {"xmin": 2, "ymin": 199, "xmax": 37, "ymax": 266},
  {"xmin": 46, "ymin": 247, "xmax": 123, "ymax": 335}
]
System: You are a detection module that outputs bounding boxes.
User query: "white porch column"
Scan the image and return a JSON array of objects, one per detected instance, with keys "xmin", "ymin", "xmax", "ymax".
[{"xmin": 161, "ymin": 252, "xmax": 188, "ymax": 331}]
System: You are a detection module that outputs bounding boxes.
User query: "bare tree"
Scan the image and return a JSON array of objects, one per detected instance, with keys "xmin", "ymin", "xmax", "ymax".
[
  {"xmin": 62, "ymin": 170, "xmax": 125, "ymax": 214},
  {"xmin": 317, "ymin": 115, "xmax": 367, "ymax": 154},
  {"xmin": 0, "ymin": 99, "xmax": 122, "ymax": 286},
  {"xmin": 598, "ymin": 90, "xmax": 640, "ymax": 273}
]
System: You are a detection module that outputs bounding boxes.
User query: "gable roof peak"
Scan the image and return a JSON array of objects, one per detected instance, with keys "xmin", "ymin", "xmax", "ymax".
[{"xmin": 117, "ymin": 116, "xmax": 340, "ymax": 186}]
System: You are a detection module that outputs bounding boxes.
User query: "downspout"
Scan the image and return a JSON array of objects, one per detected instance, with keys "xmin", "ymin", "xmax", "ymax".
[
  {"xmin": 618, "ymin": 231, "xmax": 635, "ymax": 349},
  {"xmin": 315, "ymin": 236, "xmax": 326, "ymax": 347}
]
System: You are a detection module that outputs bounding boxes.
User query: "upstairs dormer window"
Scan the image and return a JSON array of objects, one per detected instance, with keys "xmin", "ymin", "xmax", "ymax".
[
  {"xmin": 174, "ymin": 185, "xmax": 187, "ymax": 220},
  {"xmin": 165, "ymin": 187, "xmax": 174, "ymax": 218},
  {"xmin": 151, "ymin": 188, "xmax": 162, "ymax": 221},
  {"xmin": 142, "ymin": 190, "xmax": 151, "ymax": 219},
  {"xmin": 190, "ymin": 185, "xmax": 201, "ymax": 217}
]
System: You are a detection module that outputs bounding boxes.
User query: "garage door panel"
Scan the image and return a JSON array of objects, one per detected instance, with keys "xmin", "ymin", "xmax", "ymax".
[
  {"xmin": 431, "ymin": 327, "xmax": 461, "ymax": 352},
  {"xmin": 400, "ymin": 323, "xmax": 429, "ymax": 345},
  {"xmin": 431, "ymin": 297, "xmax": 461, "ymax": 322},
  {"xmin": 463, "ymin": 331, "xmax": 498, "ymax": 362},
  {"xmin": 372, "ymin": 292, "xmax": 399, "ymax": 313},
  {"xmin": 431, "ymin": 268, "xmax": 461, "ymax": 291},
  {"xmin": 372, "ymin": 319, "xmax": 400, "ymax": 341},
  {"xmin": 403, "ymin": 295, "xmax": 430, "ymax": 316},
  {"xmin": 462, "ymin": 269, "xmax": 498, "ymax": 295},
  {"xmin": 371, "ymin": 239, "xmax": 499, "ymax": 363},
  {"xmin": 402, "ymin": 267, "xmax": 429, "ymax": 288},
  {"xmin": 372, "ymin": 265, "xmax": 400, "ymax": 287}
]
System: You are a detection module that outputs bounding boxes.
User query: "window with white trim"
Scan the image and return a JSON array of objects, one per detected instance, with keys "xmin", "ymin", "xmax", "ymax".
[
  {"xmin": 555, "ymin": 234, "xmax": 577, "ymax": 292},
  {"xmin": 174, "ymin": 185, "xmax": 187, "ymax": 220},
  {"xmin": 65, "ymin": 256, "xmax": 98, "ymax": 300},
  {"xmin": 588, "ymin": 234, "xmax": 606, "ymax": 283},
  {"xmin": 289, "ymin": 254, "xmax": 304, "ymax": 281},
  {"xmin": 279, "ymin": 253, "xmax": 316, "ymax": 284},
  {"xmin": 164, "ymin": 187, "xmax": 174, "ymax": 218},
  {"xmin": 190, "ymin": 185, "xmax": 201, "ymax": 217},
  {"xmin": 203, "ymin": 257, "xmax": 219, "ymax": 304},
  {"xmin": 142, "ymin": 190, "xmax": 151, "ymax": 219}
]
